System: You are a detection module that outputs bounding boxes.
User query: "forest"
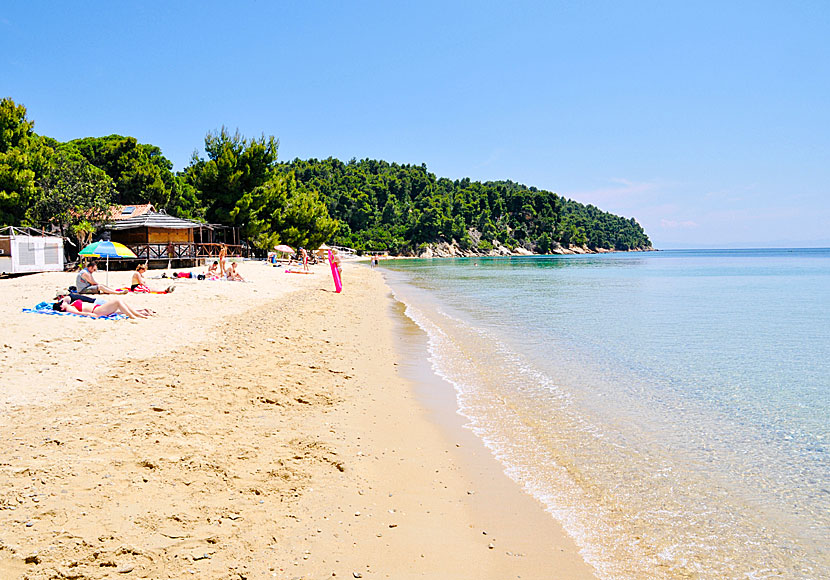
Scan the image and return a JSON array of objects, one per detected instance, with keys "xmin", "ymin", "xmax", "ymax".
[{"xmin": 1, "ymin": 97, "xmax": 651, "ymax": 255}]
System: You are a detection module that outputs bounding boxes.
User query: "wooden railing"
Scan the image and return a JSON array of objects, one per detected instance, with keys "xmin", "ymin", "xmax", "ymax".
[{"xmin": 127, "ymin": 243, "xmax": 243, "ymax": 261}]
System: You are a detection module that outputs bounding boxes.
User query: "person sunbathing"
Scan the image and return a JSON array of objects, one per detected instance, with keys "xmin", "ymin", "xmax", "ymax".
[
  {"xmin": 206, "ymin": 261, "xmax": 220, "ymax": 278},
  {"xmin": 53, "ymin": 295, "xmax": 155, "ymax": 319}
]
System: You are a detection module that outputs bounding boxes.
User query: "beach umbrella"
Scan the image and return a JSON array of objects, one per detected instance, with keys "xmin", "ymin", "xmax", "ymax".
[
  {"xmin": 274, "ymin": 244, "xmax": 294, "ymax": 254},
  {"xmin": 78, "ymin": 240, "xmax": 137, "ymax": 285}
]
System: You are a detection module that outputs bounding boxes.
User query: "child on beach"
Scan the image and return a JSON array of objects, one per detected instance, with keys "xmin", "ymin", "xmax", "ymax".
[{"xmin": 331, "ymin": 250, "xmax": 342, "ymax": 276}]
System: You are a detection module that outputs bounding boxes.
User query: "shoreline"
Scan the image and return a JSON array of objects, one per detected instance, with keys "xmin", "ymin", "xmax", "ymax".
[
  {"xmin": 0, "ymin": 263, "xmax": 597, "ymax": 579},
  {"xmin": 388, "ymin": 296, "xmax": 597, "ymax": 578},
  {"xmin": 356, "ymin": 246, "xmax": 656, "ymax": 261}
]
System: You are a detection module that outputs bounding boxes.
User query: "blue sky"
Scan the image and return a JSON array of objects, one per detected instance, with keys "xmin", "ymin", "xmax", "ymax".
[{"xmin": 2, "ymin": 1, "xmax": 828, "ymax": 248}]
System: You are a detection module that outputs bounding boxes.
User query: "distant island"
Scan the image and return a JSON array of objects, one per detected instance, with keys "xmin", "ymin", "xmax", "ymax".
[{"xmin": 1, "ymin": 97, "xmax": 651, "ymax": 257}]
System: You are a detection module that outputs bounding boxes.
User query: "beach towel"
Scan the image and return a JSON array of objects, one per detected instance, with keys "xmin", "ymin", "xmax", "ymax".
[
  {"xmin": 117, "ymin": 285, "xmax": 170, "ymax": 294},
  {"xmin": 22, "ymin": 302, "xmax": 127, "ymax": 321}
]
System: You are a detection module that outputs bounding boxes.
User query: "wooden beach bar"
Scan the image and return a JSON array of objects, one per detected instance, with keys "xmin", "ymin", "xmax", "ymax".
[{"xmin": 105, "ymin": 207, "xmax": 242, "ymax": 267}]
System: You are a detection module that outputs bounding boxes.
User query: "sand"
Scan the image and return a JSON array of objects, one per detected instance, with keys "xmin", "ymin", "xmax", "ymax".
[{"xmin": 0, "ymin": 260, "xmax": 597, "ymax": 579}]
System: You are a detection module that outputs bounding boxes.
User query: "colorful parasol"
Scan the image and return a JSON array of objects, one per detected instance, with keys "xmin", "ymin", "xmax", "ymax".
[
  {"xmin": 79, "ymin": 240, "xmax": 137, "ymax": 259},
  {"xmin": 79, "ymin": 241, "xmax": 137, "ymax": 285}
]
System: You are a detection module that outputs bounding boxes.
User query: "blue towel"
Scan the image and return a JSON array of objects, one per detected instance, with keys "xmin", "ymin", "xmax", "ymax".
[{"xmin": 23, "ymin": 302, "xmax": 127, "ymax": 320}]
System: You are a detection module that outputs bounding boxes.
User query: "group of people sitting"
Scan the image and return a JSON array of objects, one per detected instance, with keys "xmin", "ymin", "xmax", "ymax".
[
  {"xmin": 205, "ymin": 259, "xmax": 245, "ymax": 281},
  {"xmin": 50, "ymin": 252, "xmax": 246, "ymax": 320},
  {"xmin": 51, "ymin": 260, "xmax": 166, "ymax": 320}
]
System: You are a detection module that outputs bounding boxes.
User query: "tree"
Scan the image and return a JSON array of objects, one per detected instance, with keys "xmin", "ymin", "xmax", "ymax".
[
  {"xmin": 71, "ymin": 135, "xmax": 177, "ymax": 208},
  {"xmin": 255, "ymin": 173, "xmax": 338, "ymax": 250},
  {"xmin": 537, "ymin": 232, "xmax": 552, "ymax": 254},
  {"xmin": 0, "ymin": 98, "xmax": 49, "ymax": 225},
  {"xmin": 185, "ymin": 127, "xmax": 279, "ymax": 234},
  {"xmin": 30, "ymin": 148, "xmax": 115, "ymax": 251}
]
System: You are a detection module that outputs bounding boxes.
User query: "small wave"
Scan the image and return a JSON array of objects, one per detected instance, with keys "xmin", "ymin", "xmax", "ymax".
[{"xmin": 388, "ymin": 282, "xmax": 827, "ymax": 580}]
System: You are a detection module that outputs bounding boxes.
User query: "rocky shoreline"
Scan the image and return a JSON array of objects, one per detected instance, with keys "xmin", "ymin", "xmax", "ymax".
[{"xmin": 401, "ymin": 240, "xmax": 655, "ymax": 259}]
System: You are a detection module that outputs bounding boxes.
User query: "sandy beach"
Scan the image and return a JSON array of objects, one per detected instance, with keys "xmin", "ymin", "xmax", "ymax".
[{"xmin": 0, "ymin": 260, "xmax": 596, "ymax": 579}]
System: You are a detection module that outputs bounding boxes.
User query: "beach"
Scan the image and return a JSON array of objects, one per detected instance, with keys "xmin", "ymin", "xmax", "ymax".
[{"xmin": 0, "ymin": 261, "xmax": 595, "ymax": 579}]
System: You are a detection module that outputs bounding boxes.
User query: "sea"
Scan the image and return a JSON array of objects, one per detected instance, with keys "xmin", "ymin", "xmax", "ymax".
[{"xmin": 379, "ymin": 248, "xmax": 830, "ymax": 580}]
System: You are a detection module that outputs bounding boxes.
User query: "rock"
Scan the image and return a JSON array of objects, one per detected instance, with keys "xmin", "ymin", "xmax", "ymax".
[{"xmin": 117, "ymin": 564, "xmax": 134, "ymax": 573}]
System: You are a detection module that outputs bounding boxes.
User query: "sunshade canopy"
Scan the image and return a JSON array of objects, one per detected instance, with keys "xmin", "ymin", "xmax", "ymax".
[{"xmin": 78, "ymin": 240, "xmax": 137, "ymax": 258}]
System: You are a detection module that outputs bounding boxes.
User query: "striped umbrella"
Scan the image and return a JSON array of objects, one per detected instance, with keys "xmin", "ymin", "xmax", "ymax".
[{"xmin": 79, "ymin": 241, "xmax": 137, "ymax": 285}]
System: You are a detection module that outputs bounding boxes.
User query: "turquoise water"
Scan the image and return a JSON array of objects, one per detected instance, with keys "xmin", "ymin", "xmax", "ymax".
[{"xmin": 381, "ymin": 249, "xmax": 830, "ymax": 580}]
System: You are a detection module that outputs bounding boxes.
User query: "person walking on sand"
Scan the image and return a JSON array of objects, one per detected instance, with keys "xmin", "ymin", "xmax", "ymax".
[
  {"xmin": 300, "ymin": 247, "xmax": 309, "ymax": 272},
  {"xmin": 76, "ymin": 261, "xmax": 127, "ymax": 295}
]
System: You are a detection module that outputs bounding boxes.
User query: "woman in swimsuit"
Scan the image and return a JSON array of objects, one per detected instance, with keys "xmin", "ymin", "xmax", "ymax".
[
  {"xmin": 130, "ymin": 264, "xmax": 175, "ymax": 293},
  {"xmin": 130, "ymin": 264, "xmax": 149, "ymax": 291},
  {"xmin": 53, "ymin": 296, "xmax": 155, "ymax": 319},
  {"xmin": 226, "ymin": 261, "xmax": 244, "ymax": 281},
  {"xmin": 218, "ymin": 245, "xmax": 228, "ymax": 277}
]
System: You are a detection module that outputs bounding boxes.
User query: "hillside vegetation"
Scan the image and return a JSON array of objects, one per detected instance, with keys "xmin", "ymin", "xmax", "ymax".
[
  {"xmin": 280, "ymin": 157, "xmax": 651, "ymax": 254},
  {"xmin": 1, "ymin": 97, "xmax": 651, "ymax": 255}
]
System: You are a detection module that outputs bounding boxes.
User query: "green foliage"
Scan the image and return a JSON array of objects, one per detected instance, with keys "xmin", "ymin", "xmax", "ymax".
[
  {"xmin": 252, "ymin": 230, "xmax": 281, "ymax": 253},
  {"xmin": 30, "ymin": 147, "xmax": 115, "ymax": 243},
  {"xmin": 254, "ymin": 173, "xmax": 338, "ymax": 250},
  {"xmin": 477, "ymin": 239, "xmax": 494, "ymax": 251},
  {"xmin": 0, "ymin": 98, "xmax": 49, "ymax": 225},
  {"xmin": 276, "ymin": 158, "xmax": 652, "ymax": 253},
  {"xmin": 3, "ymin": 98, "xmax": 651, "ymax": 255},
  {"xmin": 71, "ymin": 135, "xmax": 176, "ymax": 208},
  {"xmin": 184, "ymin": 127, "xmax": 279, "ymax": 235}
]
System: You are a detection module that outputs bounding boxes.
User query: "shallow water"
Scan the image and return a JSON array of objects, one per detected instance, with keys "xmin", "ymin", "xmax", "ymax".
[{"xmin": 381, "ymin": 249, "xmax": 830, "ymax": 580}]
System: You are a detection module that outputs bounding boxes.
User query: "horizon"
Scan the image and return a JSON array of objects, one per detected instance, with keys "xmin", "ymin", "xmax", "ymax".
[{"xmin": 2, "ymin": 1, "xmax": 828, "ymax": 249}]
